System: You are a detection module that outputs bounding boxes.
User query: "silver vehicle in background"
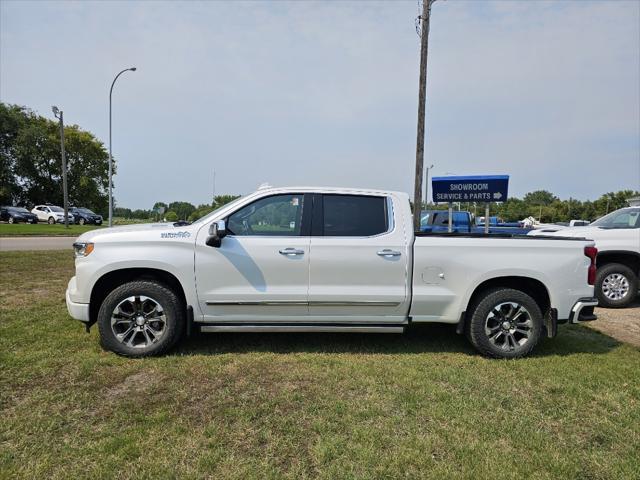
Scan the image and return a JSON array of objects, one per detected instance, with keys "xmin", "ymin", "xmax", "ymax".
[{"xmin": 31, "ymin": 204, "xmax": 75, "ymax": 224}]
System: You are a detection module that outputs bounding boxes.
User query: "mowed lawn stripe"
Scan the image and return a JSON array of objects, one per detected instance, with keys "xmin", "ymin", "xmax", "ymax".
[{"xmin": 1, "ymin": 251, "xmax": 639, "ymax": 479}]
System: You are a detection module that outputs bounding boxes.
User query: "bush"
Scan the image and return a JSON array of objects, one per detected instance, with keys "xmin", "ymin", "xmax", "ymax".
[{"xmin": 165, "ymin": 211, "xmax": 178, "ymax": 222}]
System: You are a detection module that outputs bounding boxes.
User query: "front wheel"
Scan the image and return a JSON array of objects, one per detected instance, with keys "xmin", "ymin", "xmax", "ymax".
[
  {"xmin": 97, "ymin": 280, "xmax": 185, "ymax": 357},
  {"xmin": 47, "ymin": 216, "xmax": 55, "ymax": 224},
  {"xmin": 8, "ymin": 217, "xmax": 14, "ymax": 224},
  {"xmin": 79, "ymin": 218, "xmax": 85, "ymax": 225},
  {"xmin": 466, "ymin": 288, "xmax": 543, "ymax": 359},
  {"xmin": 596, "ymin": 263, "xmax": 638, "ymax": 308}
]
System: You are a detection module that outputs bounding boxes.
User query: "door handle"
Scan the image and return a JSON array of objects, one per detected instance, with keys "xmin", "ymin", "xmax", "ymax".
[
  {"xmin": 377, "ymin": 249, "xmax": 401, "ymax": 257},
  {"xmin": 279, "ymin": 248, "xmax": 305, "ymax": 256}
]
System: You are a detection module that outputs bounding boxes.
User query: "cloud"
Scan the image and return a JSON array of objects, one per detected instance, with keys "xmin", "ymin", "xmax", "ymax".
[{"xmin": 1, "ymin": 0, "xmax": 638, "ymax": 208}]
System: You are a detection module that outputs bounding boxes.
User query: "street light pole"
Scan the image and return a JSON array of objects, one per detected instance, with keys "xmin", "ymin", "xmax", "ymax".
[
  {"xmin": 109, "ymin": 67, "xmax": 137, "ymax": 227},
  {"xmin": 52, "ymin": 106, "xmax": 69, "ymax": 228}
]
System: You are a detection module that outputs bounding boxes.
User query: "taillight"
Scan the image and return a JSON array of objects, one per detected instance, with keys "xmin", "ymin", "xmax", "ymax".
[{"xmin": 584, "ymin": 246, "xmax": 597, "ymax": 285}]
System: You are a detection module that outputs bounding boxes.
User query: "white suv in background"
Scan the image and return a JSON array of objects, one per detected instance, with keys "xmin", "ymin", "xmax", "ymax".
[
  {"xmin": 32, "ymin": 205, "xmax": 75, "ymax": 224},
  {"xmin": 530, "ymin": 207, "xmax": 640, "ymax": 308}
]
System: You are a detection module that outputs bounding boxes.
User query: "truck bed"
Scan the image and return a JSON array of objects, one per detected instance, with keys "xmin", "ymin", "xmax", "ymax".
[{"xmin": 409, "ymin": 233, "xmax": 594, "ymax": 323}]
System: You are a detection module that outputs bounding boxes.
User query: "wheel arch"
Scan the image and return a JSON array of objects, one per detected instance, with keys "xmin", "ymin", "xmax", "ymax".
[
  {"xmin": 596, "ymin": 251, "xmax": 640, "ymax": 276},
  {"xmin": 89, "ymin": 268, "xmax": 187, "ymax": 327},
  {"xmin": 465, "ymin": 276, "xmax": 551, "ymax": 318}
]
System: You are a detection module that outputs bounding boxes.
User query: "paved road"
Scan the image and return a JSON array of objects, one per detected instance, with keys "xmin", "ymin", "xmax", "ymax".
[{"xmin": 0, "ymin": 236, "xmax": 76, "ymax": 251}]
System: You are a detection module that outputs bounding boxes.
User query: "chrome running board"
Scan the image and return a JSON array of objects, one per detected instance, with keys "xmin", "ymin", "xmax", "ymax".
[{"xmin": 199, "ymin": 324, "xmax": 405, "ymax": 334}]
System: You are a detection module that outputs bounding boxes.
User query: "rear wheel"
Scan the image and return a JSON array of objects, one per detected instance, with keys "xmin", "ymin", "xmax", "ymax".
[
  {"xmin": 48, "ymin": 216, "xmax": 55, "ymax": 224},
  {"xmin": 97, "ymin": 280, "xmax": 185, "ymax": 357},
  {"xmin": 596, "ymin": 263, "xmax": 638, "ymax": 308},
  {"xmin": 79, "ymin": 218, "xmax": 85, "ymax": 225},
  {"xmin": 467, "ymin": 288, "xmax": 543, "ymax": 359},
  {"xmin": 8, "ymin": 217, "xmax": 14, "ymax": 224}
]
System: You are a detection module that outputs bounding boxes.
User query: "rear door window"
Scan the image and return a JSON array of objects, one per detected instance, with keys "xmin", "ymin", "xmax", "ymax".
[{"xmin": 322, "ymin": 195, "xmax": 388, "ymax": 237}]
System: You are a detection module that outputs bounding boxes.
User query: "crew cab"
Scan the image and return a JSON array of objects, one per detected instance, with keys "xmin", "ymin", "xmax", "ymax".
[
  {"xmin": 66, "ymin": 186, "xmax": 598, "ymax": 359},
  {"xmin": 529, "ymin": 207, "xmax": 640, "ymax": 308}
]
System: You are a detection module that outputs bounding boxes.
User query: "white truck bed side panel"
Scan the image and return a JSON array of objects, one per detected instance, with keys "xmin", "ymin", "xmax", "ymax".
[{"xmin": 410, "ymin": 236, "xmax": 594, "ymax": 322}]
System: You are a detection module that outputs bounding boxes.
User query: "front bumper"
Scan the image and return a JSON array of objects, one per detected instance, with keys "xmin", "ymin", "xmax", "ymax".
[
  {"xmin": 568, "ymin": 298, "xmax": 598, "ymax": 324},
  {"xmin": 66, "ymin": 277, "xmax": 90, "ymax": 322}
]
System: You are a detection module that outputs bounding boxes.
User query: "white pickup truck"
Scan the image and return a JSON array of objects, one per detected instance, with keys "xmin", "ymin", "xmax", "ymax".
[
  {"xmin": 66, "ymin": 186, "xmax": 598, "ymax": 359},
  {"xmin": 530, "ymin": 206, "xmax": 640, "ymax": 308}
]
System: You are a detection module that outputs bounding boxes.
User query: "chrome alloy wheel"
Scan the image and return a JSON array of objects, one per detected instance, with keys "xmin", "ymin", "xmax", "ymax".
[
  {"xmin": 485, "ymin": 302, "xmax": 533, "ymax": 352},
  {"xmin": 110, "ymin": 295, "xmax": 167, "ymax": 348},
  {"xmin": 601, "ymin": 273, "xmax": 630, "ymax": 301}
]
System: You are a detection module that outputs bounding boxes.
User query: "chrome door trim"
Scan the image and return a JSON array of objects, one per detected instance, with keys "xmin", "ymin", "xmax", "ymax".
[
  {"xmin": 206, "ymin": 300, "xmax": 308, "ymax": 306},
  {"xmin": 206, "ymin": 300, "xmax": 401, "ymax": 307},
  {"xmin": 309, "ymin": 301, "xmax": 401, "ymax": 306}
]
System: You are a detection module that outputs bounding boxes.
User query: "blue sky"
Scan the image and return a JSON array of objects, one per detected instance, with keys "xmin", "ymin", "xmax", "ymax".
[{"xmin": 1, "ymin": 0, "xmax": 639, "ymax": 209}]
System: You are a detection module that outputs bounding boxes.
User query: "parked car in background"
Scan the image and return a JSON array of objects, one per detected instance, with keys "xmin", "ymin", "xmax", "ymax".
[
  {"xmin": 529, "ymin": 207, "xmax": 640, "ymax": 308},
  {"xmin": 31, "ymin": 204, "xmax": 74, "ymax": 224},
  {"xmin": 569, "ymin": 220, "xmax": 590, "ymax": 227},
  {"xmin": 0, "ymin": 206, "xmax": 38, "ymax": 224},
  {"xmin": 69, "ymin": 207, "xmax": 103, "ymax": 225}
]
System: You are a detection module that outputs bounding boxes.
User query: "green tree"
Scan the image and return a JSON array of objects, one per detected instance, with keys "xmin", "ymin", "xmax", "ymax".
[
  {"xmin": 168, "ymin": 201, "xmax": 196, "ymax": 220},
  {"xmin": 165, "ymin": 211, "xmax": 178, "ymax": 222},
  {"xmin": 213, "ymin": 194, "xmax": 241, "ymax": 208},
  {"xmin": 522, "ymin": 190, "xmax": 558, "ymax": 207},
  {"xmin": 0, "ymin": 103, "xmax": 110, "ymax": 215}
]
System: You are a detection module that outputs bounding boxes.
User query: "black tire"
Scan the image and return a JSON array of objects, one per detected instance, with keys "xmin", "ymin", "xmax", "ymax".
[
  {"xmin": 595, "ymin": 263, "xmax": 638, "ymax": 308},
  {"xmin": 466, "ymin": 288, "xmax": 543, "ymax": 359},
  {"xmin": 97, "ymin": 280, "xmax": 185, "ymax": 357},
  {"xmin": 48, "ymin": 216, "xmax": 55, "ymax": 224},
  {"xmin": 79, "ymin": 218, "xmax": 85, "ymax": 225}
]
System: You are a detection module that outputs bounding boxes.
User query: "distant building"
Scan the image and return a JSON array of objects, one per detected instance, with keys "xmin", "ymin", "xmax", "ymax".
[{"xmin": 628, "ymin": 196, "xmax": 640, "ymax": 207}]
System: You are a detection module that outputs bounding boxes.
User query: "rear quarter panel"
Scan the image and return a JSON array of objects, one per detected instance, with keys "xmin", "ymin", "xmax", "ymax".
[{"xmin": 410, "ymin": 236, "xmax": 594, "ymax": 322}]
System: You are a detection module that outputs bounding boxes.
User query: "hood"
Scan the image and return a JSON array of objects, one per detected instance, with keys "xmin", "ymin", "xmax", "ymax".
[{"xmin": 75, "ymin": 222, "xmax": 195, "ymax": 243}]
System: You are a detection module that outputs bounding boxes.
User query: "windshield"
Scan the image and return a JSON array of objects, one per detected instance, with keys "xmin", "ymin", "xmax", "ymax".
[
  {"xmin": 8, "ymin": 207, "xmax": 29, "ymax": 213},
  {"xmin": 50, "ymin": 206, "xmax": 64, "ymax": 212},
  {"xmin": 591, "ymin": 208, "xmax": 640, "ymax": 229}
]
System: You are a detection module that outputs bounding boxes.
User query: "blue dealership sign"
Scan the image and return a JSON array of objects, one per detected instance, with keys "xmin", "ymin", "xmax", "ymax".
[{"xmin": 431, "ymin": 175, "xmax": 509, "ymax": 203}]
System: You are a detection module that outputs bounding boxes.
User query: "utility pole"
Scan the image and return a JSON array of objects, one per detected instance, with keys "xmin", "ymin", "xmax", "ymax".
[
  {"xmin": 413, "ymin": 0, "xmax": 436, "ymax": 231},
  {"xmin": 52, "ymin": 106, "xmax": 69, "ymax": 228}
]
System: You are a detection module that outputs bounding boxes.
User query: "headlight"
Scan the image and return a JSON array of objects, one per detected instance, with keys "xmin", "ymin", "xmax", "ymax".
[{"xmin": 73, "ymin": 242, "xmax": 94, "ymax": 257}]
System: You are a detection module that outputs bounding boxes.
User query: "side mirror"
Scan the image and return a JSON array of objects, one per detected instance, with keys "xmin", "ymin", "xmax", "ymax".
[{"xmin": 206, "ymin": 220, "xmax": 227, "ymax": 248}]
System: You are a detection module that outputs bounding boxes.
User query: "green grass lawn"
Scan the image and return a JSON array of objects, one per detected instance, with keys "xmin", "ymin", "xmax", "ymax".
[
  {"xmin": 0, "ymin": 223, "xmax": 104, "ymax": 236},
  {"xmin": 0, "ymin": 218, "xmax": 151, "ymax": 236},
  {"xmin": 1, "ymin": 251, "xmax": 639, "ymax": 479}
]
